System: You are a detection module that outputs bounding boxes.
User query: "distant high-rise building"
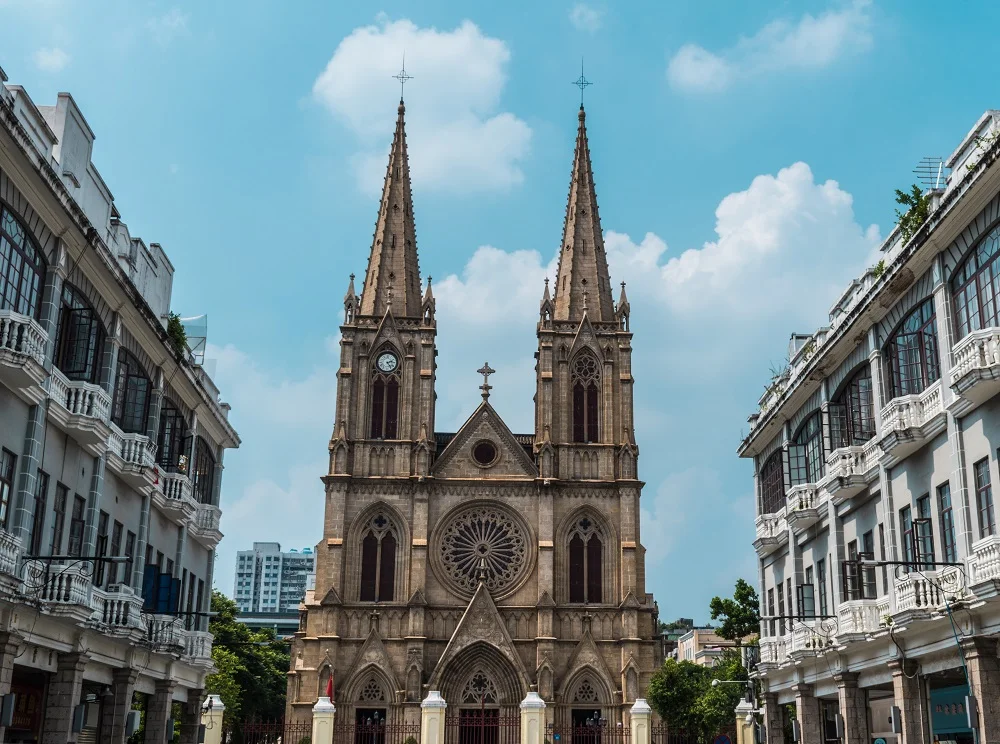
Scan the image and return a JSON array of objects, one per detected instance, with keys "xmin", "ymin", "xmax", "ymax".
[{"xmin": 234, "ymin": 542, "xmax": 315, "ymax": 614}]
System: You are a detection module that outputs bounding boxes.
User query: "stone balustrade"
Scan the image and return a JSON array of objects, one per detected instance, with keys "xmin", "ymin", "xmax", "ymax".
[
  {"xmin": 881, "ymin": 381, "xmax": 943, "ymax": 434},
  {"xmin": 21, "ymin": 560, "xmax": 93, "ymax": 617},
  {"xmin": 753, "ymin": 510, "xmax": 788, "ymax": 556},
  {"xmin": 758, "ymin": 635, "xmax": 789, "ymax": 665},
  {"xmin": 971, "ymin": 534, "xmax": 1000, "ymax": 584},
  {"xmin": 837, "ymin": 598, "xmax": 885, "ymax": 638},
  {"xmin": 0, "ymin": 309, "xmax": 47, "ymax": 367},
  {"xmin": 92, "ymin": 584, "xmax": 143, "ymax": 632},
  {"xmin": 894, "ymin": 568, "xmax": 963, "ymax": 615},
  {"xmin": 0, "ymin": 529, "xmax": 22, "ymax": 580},
  {"xmin": 49, "ymin": 368, "xmax": 112, "ymax": 423},
  {"xmin": 951, "ymin": 327, "xmax": 1000, "ymax": 385},
  {"xmin": 786, "ymin": 484, "xmax": 824, "ymax": 531}
]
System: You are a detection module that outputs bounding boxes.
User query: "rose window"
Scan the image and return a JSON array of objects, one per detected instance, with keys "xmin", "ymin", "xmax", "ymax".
[{"xmin": 437, "ymin": 505, "xmax": 530, "ymax": 596}]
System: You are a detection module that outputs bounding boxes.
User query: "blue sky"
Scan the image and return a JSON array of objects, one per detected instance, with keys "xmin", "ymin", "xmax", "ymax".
[{"xmin": 3, "ymin": 0, "xmax": 999, "ymax": 622}]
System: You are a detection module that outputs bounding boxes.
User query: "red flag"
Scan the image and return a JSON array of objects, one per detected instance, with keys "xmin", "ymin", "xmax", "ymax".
[{"xmin": 326, "ymin": 676, "xmax": 333, "ymax": 700}]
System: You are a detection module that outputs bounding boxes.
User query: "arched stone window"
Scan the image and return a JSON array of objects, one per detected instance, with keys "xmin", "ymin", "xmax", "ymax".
[
  {"xmin": 568, "ymin": 516, "xmax": 602, "ymax": 603},
  {"xmin": 157, "ymin": 398, "xmax": 189, "ymax": 472},
  {"xmin": 0, "ymin": 204, "xmax": 46, "ymax": 319},
  {"xmin": 789, "ymin": 412, "xmax": 823, "ymax": 486},
  {"xmin": 54, "ymin": 283, "xmax": 105, "ymax": 383},
  {"xmin": 111, "ymin": 348, "xmax": 151, "ymax": 433},
  {"xmin": 884, "ymin": 298, "xmax": 939, "ymax": 399},
  {"xmin": 952, "ymin": 222, "xmax": 1000, "ymax": 339},
  {"xmin": 192, "ymin": 437, "xmax": 216, "ymax": 504},
  {"xmin": 830, "ymin": 365, "xmax": 875, "ymax": 448},
  {"xmin": 759, "ymin": 451, "xmax": 785, "ymax": 515},
  {"xmin": 357, "ymin": 677, "xmax": 388, "ymax": 703},
  {"xmin": 572, "ymin": 678, "xmax": 600, "ymax": 704},
  {"xmin": 462, "ymin": 670, "xmax": 499, "ymax": 704},
  {"xmin": 370, "ymin": 348, "xmax": 401, "ymax": 439},
  {"xmin": 572, "ymin": 352, "xmax": 600, "ymax": 443},
  {"xmin": 360, "ymin": 512, "xmax": 397, "ymax": 602}
]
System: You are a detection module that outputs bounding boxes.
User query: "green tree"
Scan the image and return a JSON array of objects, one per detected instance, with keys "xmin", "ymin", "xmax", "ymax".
[
  {"xmin": 205, "ymin": 591, "xmax": 290, "ymax": 725},
  {"xmin": 647, "ymin": 650, "xmax": 749, "ymax": 739},
  {"xmin": 709, "ymin": 579, "xmax": 760, "ymax": 643},
  {"xmin": 894, "ymin": 184, "xmax": 930, "ymax": 243}
]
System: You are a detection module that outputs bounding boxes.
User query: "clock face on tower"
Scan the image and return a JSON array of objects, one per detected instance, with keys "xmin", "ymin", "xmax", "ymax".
[{"xmin": 376, "ymin": 352, "xmax": 398, "ymax": 373}]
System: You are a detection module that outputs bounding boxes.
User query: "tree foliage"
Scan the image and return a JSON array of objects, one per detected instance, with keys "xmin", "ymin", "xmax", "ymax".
[
  {"xmin": 647, "ymin": 650, "xmax": 747, "ymax": 739},
  {"xmin": 709, "ymin": 578, "xmax": 760, "ymax": 643},
  {"xmin": 205, "ymin": 591, "xmax": 289, "ymax": 724},
  {"xmin": 895, "ymin": 184, "xmax": 930, "ymax": 244},
  {"xmin": 166, "ymin": 312, "xmax": 188, "ymax": 357}
]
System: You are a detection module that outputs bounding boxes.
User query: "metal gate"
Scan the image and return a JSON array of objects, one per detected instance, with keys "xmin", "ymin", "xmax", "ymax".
[
  {"xmin": 222, "ymin": 718, "xmax": 312, "ymax": 744},
  {"xmin": 650, "ymin": 725, "xmax": 735, "ymax": 744},
  {"xmin": 445, "ymin": 710, "xmax": 521, "ymax": 744},
  {"xmin": 333, "ymin": 719, "xmax": 422, "ymax": 744},
  {"xmin": 547, "ymin": 722, "xmax": 631, "ymax": 744}
]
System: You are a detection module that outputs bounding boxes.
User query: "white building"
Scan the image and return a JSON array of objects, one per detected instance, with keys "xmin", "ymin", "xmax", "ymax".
[
  {"xmin": 0, "ymin": 68, "xmax": 238, "ymax": 743},
  {"xmin": 234, "ymin": 542, "xmax": 315, "ymax": 614},
  {"xmin": 739, "ymin": 110, "xmax": 1000, "ymax": 744}
]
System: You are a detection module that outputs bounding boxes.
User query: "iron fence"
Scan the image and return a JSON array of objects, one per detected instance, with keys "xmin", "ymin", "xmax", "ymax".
[
  {"xmin": 546, "ymin": 722, "xmax": 630, "ymax": 744},
  {"xmin": 333, "ymin": 720, "xmax": 422, "ymax": 744},
  {"xmin": 445, "ymin": 710, "xmax": 521, "ymax": 744},
  {"xmin": 222, "ymin": 718, "xmax": 312, "ymax": 744}
]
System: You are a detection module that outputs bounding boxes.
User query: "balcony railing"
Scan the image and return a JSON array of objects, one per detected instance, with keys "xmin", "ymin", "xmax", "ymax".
[
  {"xmin": 758, "ymin": 635, "xmax": 789, "ymax": 665},
  {"xmin": 879, "ymin": 381, "xmax": 945, "ymax": 462},
  {"xmin": 837, "ymin": 598, "xmax": 887, "ymax": 638},
  {"xmin": 91, "ymin": 584, "xmax": 144, "ymax": 633},
  {"xmin": 950, "ymin": 328, "xmax": 1000, "ymax": 410},
  {"xmin": 48, "ymin": 368, "xmax": 112, "ymax": 451},
  {"xmin": 971, "ymin": 534, "xmax": 1000, "ymax": 585},
  {"xmin": 107, "ymin": 423, "xmax": 157, "ymax": 487},
  {"xmin": 790, "ymin": 622, "xmax": 833, "ymax": 657},
  {"xmin": 190, "ymin": 503, "xmax": 222, "ymax": 546},
  {"xmin": 0, "ymin": 529, "xmax": 22, "ymax": 580},
  {"xmin": 0, "ymin": 310, "xmax": 48, "ymax": 400},
  {"xmin": 753, "ymin": 510, "xmax": 788, "ymax": 556},
  {"xmin": 21, "ymin": 560, "xmax": 93, "ymax": 620},
  {"xmin": 894, "ymin": 568, "xmax": 964, "ymax": 616},
  {"xmin": 178, "ymin": 628, "xmax": 214, "ymax": 664},
  {"xmin": 786, "ymin": 484, "xmax": 824, "ymax": 531}
]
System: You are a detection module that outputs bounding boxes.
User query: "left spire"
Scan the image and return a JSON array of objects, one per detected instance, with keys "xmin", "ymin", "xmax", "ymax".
[{"xmin": 358, "ymin": 97, "xmax": 422, "ymax": 318}]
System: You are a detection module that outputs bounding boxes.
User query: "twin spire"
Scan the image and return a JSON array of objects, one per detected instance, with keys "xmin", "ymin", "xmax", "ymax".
[{"xmin": 351, "ymin": 101, "xmax": 622, "ymax": 326}]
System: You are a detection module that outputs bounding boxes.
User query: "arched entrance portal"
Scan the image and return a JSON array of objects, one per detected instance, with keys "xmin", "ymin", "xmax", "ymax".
[{"xmin": 439, "ymin": 643, "xmax": 525, "ymax": 744}]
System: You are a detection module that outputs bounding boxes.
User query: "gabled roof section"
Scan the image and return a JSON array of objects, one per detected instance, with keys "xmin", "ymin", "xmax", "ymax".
[
  {"xmin": 553, "ymin": 106, "xmax": 615, "ymax": 323},
  {"xmin": 433, "ymin": 401, "xmax": 538, "ymax": 479},
  {"xmin": 359, "ymin": 100, "xmax": 422, "ymax": 318}
]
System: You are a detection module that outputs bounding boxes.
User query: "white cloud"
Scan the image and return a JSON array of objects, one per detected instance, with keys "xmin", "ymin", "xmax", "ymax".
[
  {"xmin": 569, "ymin": 4, "xmax": 603, "ymax": 33},
  {"xmin": 667, "ymin": 0, "xmax": 873, "ymax": 92},
  {"xmin": 32, "ymin": 47, "xmax": 70, "ymax": 72},
  {"xmin": 313, "ymin": 16, "xmax": 532, "ymax": 195},
  {"xmin": 146, "ymin": 8, "xmax": 190, "ymax": 45}
]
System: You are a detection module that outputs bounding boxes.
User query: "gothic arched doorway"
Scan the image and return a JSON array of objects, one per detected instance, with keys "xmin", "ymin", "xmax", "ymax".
[{"xmin": 439, "ymin": 643, "xmax": 525, "ymax": 744}]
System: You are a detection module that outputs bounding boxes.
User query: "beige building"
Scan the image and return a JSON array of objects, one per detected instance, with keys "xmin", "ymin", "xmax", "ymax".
[
  {"xmin": 286, "ymin": 100, "xmax": 660, "ymax": 729},
  {"xmin": 739, "ymin": 109, "xmax": 1000, "ymax": 744},
  {"xmin": 673, "ymin": 628, "xmax": 736, "ymax": 667}
]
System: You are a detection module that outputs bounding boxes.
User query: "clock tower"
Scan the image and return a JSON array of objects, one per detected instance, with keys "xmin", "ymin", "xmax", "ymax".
[{"xmin": 328, "ymin": 99, "xmax": 438, "ymax": 479}]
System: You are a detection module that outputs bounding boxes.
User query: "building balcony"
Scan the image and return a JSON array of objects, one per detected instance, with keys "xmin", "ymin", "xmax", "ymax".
[
  {"xmin": 836, "ymin": 598, "xmax": 889, "ymax": 642},
  {"xmin": 753, "ymin": 510, "xmax": 788, "ymax": 557},
  {"xmin": 823, "ymin": 438, "xmax": 881, "ymax": 504},
  {"xmin": 145, "ymin": 613, "xmax": 182, "ymax": 653},
  {"xmin": 789, "ymin": 622, "xmax": 835, "ymax": 660},
  {"xmin": 0, "ymin": 530, "xmax": 23, "ymax": 600},
  {"xmin": 786, "ymin": 484, "xmax": 825, "ymax": 533},
  {"xmin": 893, "ymin": 567, "xmax": 964, "ymax": 623},
  {"xmin": 48, "ymin": 368, "xmax": 112, "ymax": 454},
  {"xmin": 878, "ymin": 381, "xmax": 946, "ymax": 465},
  {"xmin": 20, "ymin": 560, "xmax": 94, "ymax": 623},
  {"xmin": 106, "ymin": 424, "xmax": 157, "ymax": 491},
  {"xmin": 189, "ymin": 503, "xmax": 222, "ymax": 547},
  {"xmin": 970, "ymin": 534, "xmax": 1000, "ymax": 597},
  {"xmin": 90, "ymin": 583, "xmax": 144, "ymax": 636},
  {"xmin": 0, "ymin": 310, "xmax": 48, "ymax": 404},
  {"xmin": 177, "ymin": 628, "xmax": 214, "ymax": 668},
  {"xmin": 950, "ymin": 328, "xmax": 1000, "ymax": 413},
  {"xmin": 758, "ymin": 635, "xmax": 789, "ymax": 667},
  {"xmin": 152, "ymin": 471, "xmax": 197, "ymax": 523}
]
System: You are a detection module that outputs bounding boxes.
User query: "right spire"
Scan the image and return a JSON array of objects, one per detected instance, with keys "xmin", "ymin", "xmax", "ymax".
[{"xmin": 552, "ymin": 105, "xmax": 615, "ymax": 323}]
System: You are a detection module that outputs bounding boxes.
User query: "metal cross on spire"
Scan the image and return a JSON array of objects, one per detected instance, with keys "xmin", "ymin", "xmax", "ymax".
[
  {"xmin": 393, "ymin": 54, "xmax": 413, "ymax": 101},
  {"xmin": 572, "ymin": 58, "xmax": 592, "ymax": 106},
  {"xmin": 477, "ymin": 361, "xmax": 496, "ymax": 401}
]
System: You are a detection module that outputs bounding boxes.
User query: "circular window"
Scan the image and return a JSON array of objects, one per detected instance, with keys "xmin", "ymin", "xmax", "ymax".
[{"xmin": 472, "ymin": 440, "xmax": 498, "ymax": 467}]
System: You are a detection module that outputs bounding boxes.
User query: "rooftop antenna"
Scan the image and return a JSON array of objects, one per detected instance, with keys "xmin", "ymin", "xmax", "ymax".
[{"xmin": 914, "ymin": 156, "xmax": 948, "ymax": 191}]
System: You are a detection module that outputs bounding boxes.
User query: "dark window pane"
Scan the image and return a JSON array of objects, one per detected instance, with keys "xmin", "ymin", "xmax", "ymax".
[
  {"xmin": 0, "ymin": 207, "xmax": 46, "ymax": 319},
  {"xmin": 360, "ymin": 531, "xmax": 378, "ymax": 601},
  {"xmin": 378, "ymin": 531, "xmax": 396, "ymax": 602},
  {"xmin": 385, "ymin": 378, "xmax": 399, "ymax": 439},
  {"xmin": 573, "ymin": 383, "xmax": 586, "ymax": 443},
  {"xmin": 586, "ymin": 533, "xmax": 602, "ymax": 603},
  {"xmin": 569, "ymin": 533, "xmax": 585, "ymax": 603},
  {"xmin": 370, "ymin": 379, "xmax": 385, "ymax": 439}
]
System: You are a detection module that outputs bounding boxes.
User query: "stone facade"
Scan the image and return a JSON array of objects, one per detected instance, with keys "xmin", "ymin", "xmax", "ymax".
[{"xmin": 286, "ymin": 101, "xmax": 660, "ymax": 728}]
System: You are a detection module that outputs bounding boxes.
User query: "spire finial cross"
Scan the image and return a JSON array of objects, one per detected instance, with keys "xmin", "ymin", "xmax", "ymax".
[
  {"xmin": 572, "ymin": 58, "xmax": 592, "ymax": 106},
  {"xmin": 393, "ymin": 54, "xmax": 413, "ymax": 101},
  {"xmin": 477, "ymin": 361, "xmax": 496, "ymax": 401}
]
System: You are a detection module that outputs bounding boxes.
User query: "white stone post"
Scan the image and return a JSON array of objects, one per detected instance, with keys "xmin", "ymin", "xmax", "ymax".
[
  {"xmin": 421, "ymin": 691, "xmax": 447, "ymax": 744},
  {"xmin": 312, "ymin": 696, "xmax": 336, "ymax": 744},
  {"xmin": 734, "ymin": 699, "xmax": 755, "ymax": 744},
  {"xmin": 630, "ymin": 699, "xmax": 651, "ymax": 744},
  {"xmin": 200, "ymin": 694, "xmax": 225, "ymax": 744},
  {"xmin": 520, "ymin": 692, "xmax": 546, "ymax": 744}
]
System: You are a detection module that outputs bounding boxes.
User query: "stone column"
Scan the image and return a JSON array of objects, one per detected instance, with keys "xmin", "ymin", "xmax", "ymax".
[
  {"xmin": 132, "ymin": 492, "xmax": 151, "ymax": 592},
  {"xmin": 201, "ymin": 694, "xmax": 225, "ymax": 744},
  {"xmin": 761, "ymin": 693, "xmax": 784, "ymax": 744},
  {"xmin": 0, "ymin": 632, "xmax": 22, "ymax": 742},
  {"xmin": 41, "ymin": 652, "xmax": 89, "ymax": 744},
  {"xmin": 82, "ymin": 454, "xmax": 107, "ymax": 558},
  {"xmin": 521, "ymin": 691, "xmax": 546, "ymax": 744},
  {"xmin": 421, "ymin": 691, "xmax": 447, "ymax": 744},
  {"xmin": 178, "ymin": 688, "xmax": 204, "ymax": 744},
  {"xmin": 144, "ymin": 678, "xmax": 176, "ymax": 743},
  {"xmin": 629, "ymin": 699, "xmax": 651, "ymax": 744},
  {"xmin": 312, "ymin": 696, "xmax": 336, "ymax": 744},
  {"xmin": 11, "ymin": 403, "xmax": 45, "ymax": 545},
  {"xmin": 791, "ymin": 684, "xmax": 821, "ymax": 744},
  {"xmin": 962, "ymin": 636, "xmax": 1000, "ymax": 744},
  {"xmin": 889, "ymin": 659, "xmax": 929, "ymax": 744},
  {"xmin": 99, "ymin": 667, "xmax": 140, "ymax": 744},
  {"xmin": 834, "ymin": 673, "xmax": 869, "ymax": 744}
]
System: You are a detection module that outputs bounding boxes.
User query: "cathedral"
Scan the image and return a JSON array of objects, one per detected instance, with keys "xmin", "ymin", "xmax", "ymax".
[{"xmin": 286, "ymin": 97, "xmax": 661, "ymax": 729}]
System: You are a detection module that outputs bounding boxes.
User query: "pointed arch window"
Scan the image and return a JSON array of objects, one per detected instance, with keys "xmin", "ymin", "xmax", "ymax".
[
  {"xmin": 111, "ymin": 348, "xmax": 151, "ymax": 433},
  {"xmin": 568, "ymin": 517, "xmax": 602, "ymax": 603},
  {"xmin": 360, "ymin": 513, "xmax": 397, "ymax": 602},
  {"xmin": 54, "ymin": 283, "xmax": 106, "ymax": 383},
  {"xmin": 759, "ymin": 450, "xmax": 785, "ymax": 516},
  {"xmin": 192, "ymin": 437, "xmax": 216, "ymax": 504},
  {"xmin": 157, "ymin": 398, "xmax": 190, "ymax": 472},
  {"xmin": 952, "ymin": 222, "xmax": 1000, "ymax": 339},
  {"xmin": 830, "ymin": 365, "xmax": 875, "ymax": 448},
  {"xmin": 789, "ymin": 412, "xmax": 823, "ymax": 486},
  {"xmin": 884, "ymin": 298, "xmax": 939, "ymax": 399},
  {"xmin": 370, "ymin": 350, "xmax": 401, "ymax": 439},
  {"xmin": 572, "ymin": 353, "xmax": 600, "ymax": 443},
  {"xmin": 0, "ymin": 205, "xmax": 46, "ymax": 319}
]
